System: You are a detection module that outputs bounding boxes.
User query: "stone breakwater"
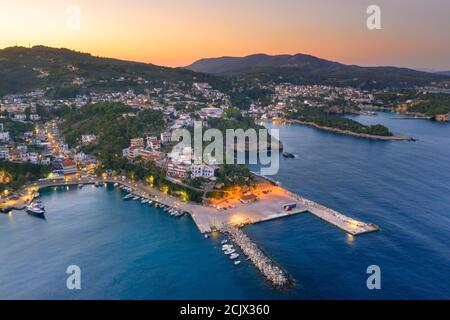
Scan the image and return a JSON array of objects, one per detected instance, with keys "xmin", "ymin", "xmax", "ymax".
[{"xmin": 225, "ymin": 226, "xmax": 291, "ymax": 287}]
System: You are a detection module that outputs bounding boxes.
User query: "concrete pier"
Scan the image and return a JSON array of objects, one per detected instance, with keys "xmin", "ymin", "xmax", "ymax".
[{"xmin": 29, "ymin": 177, "xmax": 379, "ymax": 236}]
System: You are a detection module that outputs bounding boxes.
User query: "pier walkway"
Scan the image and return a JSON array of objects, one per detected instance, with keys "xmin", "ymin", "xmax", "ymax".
[{"xmin": 31, "ymin": 177, "xmax": 379, "ymax": 236}]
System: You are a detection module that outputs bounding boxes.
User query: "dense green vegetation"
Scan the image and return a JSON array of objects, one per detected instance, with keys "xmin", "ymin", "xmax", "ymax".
[
  {"xmin": 47, "ymin": 85, "xmax": 87, "ymax": 99},
  {"xmin": 0, "ymin": 46, "xmax": 230, "ymax": 96},
  {"xmin": 60, "ymin": 102, "xmax": 165, "ymax": 167},
  {"xmin": 408, "ymin": 93, "xmax": 450, "ymax": 117},
  {"xmin": 208, "ymin": 108, "xmax": 265, "ymax": 132},
  {"xmin": 229, "ymin": 83, "xmax": 274, "ymax": 109},
  {"xmin": 374, "ymin": 89, "xmax": 417, "ymax": 105},
  {"xmin": 287, "ymin": 106, "xmax": 392, "ymax": 136},
  {"xmin": 215, "ymin": 164, "xmax": 254, "ymax": 188},
  {"xmin": 0, "ymin": 161, "xmax": 51, "ymax": 191}
]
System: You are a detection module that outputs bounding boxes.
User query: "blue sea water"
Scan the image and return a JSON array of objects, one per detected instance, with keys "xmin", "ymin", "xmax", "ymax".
[{"xmin": 1, "ymin": 112, "xmax": 449, "ymax": 299}]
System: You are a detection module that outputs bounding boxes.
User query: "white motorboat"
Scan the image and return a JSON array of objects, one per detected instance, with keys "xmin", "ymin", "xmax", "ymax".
[
  {"xmin": 230, "ymin": 253, "xmax": 239, "ymax": 260},
  {"xmin": 123, "ymin": 194, "xmax": 133, "ymax": 200},
  {"xmin": 26, "ymin": 203, "xmax": 45, "ymax": 218},
  {"xmin": 224, "ymin": 249, "xmax": 236, "ymax": 255}
]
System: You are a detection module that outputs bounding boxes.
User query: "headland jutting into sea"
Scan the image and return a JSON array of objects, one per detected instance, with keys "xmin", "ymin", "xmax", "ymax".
[{"xmin": 1, "ymin": 173, "xmax": 379, "ymax": 288}]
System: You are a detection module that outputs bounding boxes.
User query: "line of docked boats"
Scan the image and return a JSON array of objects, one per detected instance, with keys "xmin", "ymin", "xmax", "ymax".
[
  {"xmin": 119, "ymin": 185, "xmax": 186, "ymax": 217},
  {"xmin": 221, "ymin": 240, "xmax": 241, "ymax": 265}
]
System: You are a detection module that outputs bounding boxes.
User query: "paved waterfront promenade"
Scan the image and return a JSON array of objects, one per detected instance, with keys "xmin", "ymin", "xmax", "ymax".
[{"xmin": 27, "ymin": 176, "xmax": 379, "ymax": 236}]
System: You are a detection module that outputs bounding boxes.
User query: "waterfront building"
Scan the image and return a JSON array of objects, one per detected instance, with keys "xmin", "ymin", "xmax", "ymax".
[
  {"xmin": 167, "ymin": 160, "xmax": 189, "ymax": 178},
  {"xmin": 190, "ymin": 164, "xmax": 216, "ymax": 179},
  {"xmin": 62, "ymin": 161, "xmax": 78, "ymax": 175}
]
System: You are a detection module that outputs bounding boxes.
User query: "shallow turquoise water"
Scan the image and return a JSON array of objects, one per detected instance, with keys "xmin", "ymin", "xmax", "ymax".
[{"xmin": 1, "ymin": 112, "xmax": 449, "ymax": 299}]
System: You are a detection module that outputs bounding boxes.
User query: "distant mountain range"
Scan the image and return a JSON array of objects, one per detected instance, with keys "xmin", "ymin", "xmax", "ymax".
[
  {"xmin": 187, "ymin": 53, "xmax": 450, "ymax": 89},
  {"xmin": 1, "ymin": 46, "xmax": 448, "ymax": 96},
  {"xmin": 187, "ymin": 53, "xmax": 341, "ymax": 74},
  {"xmin": 436, "ymin": 71, "xmax": 450, "ymax": 76},
  {"xmin": 0, "ymin": 46, "xmax": 227, "ymax": 96}
]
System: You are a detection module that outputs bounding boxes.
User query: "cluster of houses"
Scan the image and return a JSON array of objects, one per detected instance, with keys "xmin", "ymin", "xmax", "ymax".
[
  {"xmin": 0, "ymin": 93, "xmax": 43, "ymax": 123},
  {"xmin": 245, "ymin": 84, "xmax": 380, "ymax": 120},
  {"xmin": 122, "ymin": 132, "xmax": 217, "ymax": 182},
  {"xmin": 0, "ymin": 81, "xmax": 231, "ymax": 184}
]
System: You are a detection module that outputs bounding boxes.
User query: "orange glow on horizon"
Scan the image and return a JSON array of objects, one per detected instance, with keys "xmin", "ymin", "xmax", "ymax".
[{"xmin": 0, "ymin": 0, "xmax": 449, "ymax": 69}]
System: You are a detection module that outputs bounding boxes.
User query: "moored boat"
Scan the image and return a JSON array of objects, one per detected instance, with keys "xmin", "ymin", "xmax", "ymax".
[
  {"xmin": 282, "ymin": 152, "xmax": 296, "ymax": 159},
  {"xmin": 123, "ymin": 194, "xmax": 133, "ymax": 201},
  {"xmin": 230, "ymin": 253, "xmax": 239, "ymax": 260},
  {"xmin": 26, "ymin": 203, "xmax": 45, "ymax": 218},
  {"xmin": 224, "ymin": 249, "xmax": 236, "ymax": 255}
]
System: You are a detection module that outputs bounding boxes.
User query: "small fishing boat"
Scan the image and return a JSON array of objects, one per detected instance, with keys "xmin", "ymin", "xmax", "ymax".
[
  {"xmin": 224, "ymin": 249, "xmax": 236, "ymax": 255},
  {"xmin": 282, "ymin": 152, "xmax": 296, "ymax": 159},
  {"xmin": 123, "ymin": 194, "xmax": 133, "ymax": 201},
  {"xmin": 222, "ymin": 244, "xmax": 233, "ymax": 251},
  {"xmin": 234, "ymin": 260, "xmax": 241, "ymax": 265},
  {"xmin": 229, "ymin": 253, "xmax": 239, "ymax": 260}
]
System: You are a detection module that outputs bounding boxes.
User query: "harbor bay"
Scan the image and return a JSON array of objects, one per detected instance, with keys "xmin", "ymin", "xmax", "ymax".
[{"xmin": 1, "ymin": 113, "xmax": 449, "ymax": 299}]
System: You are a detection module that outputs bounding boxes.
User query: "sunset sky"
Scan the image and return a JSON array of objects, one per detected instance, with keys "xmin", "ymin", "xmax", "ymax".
[{"xmin": 1, "ymin": 0, "xmax": 449, "ymax": 70}]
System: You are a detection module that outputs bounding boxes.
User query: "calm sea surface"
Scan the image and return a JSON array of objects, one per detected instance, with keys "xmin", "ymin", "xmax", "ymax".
[{"xmin": 1, "ymin": 112, "xmax": 449, "ymax": 299}]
